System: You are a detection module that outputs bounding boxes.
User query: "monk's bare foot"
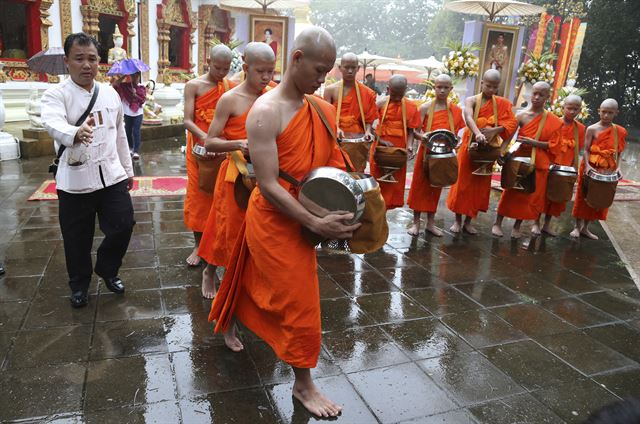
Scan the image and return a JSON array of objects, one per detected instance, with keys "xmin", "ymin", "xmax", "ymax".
[
  {"xmin": 541, "ymin": 225, "xmax": 557, "ymax": 237},
  {"xmin": 531, "ymin": 223, "xmax": 542, "ymax": 236},
  {"xmin": 511, "ymin": 228, "xmax": 523, "ymax": 239},
  {"xmin": 223, "ymin": 328, "xmax": 244, "ymax": 352},
  {"xmin": 201, "ymin": 265, "xmax": 218, "ymax": 299},
  {"xmin": 186, "ymin": 247, "xmax": 201, "ymax": 267},
  {"xmin": 581, "ymin": 229, "xmax": 599, "ymax": 240},
  {"xmin": 426, "ymin": 224, "xmax": 443, "ymax": 237},
  {"xmin": 569, "ymin": 228, "xmax": 581, "ymax": 238},
  {"xmin": 463, "ymin": 223, "xmax": 478, "ymax": 235},
  {"xmin": 407, "ymin": 224, "xmax": 420, "ymax": 236},
  {"xmin": 491, "ymin": 224, "xmax": 503, "ymax": 237},
  {"xmin": 450, "ymin": 222, "xmax": 462, "ymax": 233},
  {"xmin": 293, "ymin": 381, "xmax": 343, "ymax": 418}
]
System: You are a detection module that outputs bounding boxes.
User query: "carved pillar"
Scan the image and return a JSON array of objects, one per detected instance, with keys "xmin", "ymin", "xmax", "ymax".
[
  {"xmin": 80, "ymin": 6, "xmax": 100, "ymax": 38},
  {"xmin": 39, "ymin": 0, "xmax": 53, "ymax": 49},
  {"xmin": 156, "ymin": 0, "xmax": 195, "ymax": 82},
  {"xmin": 59, "ymin": 0, "xmax": 73, "ymax": 41},
  {"xmin": 140, "ymin": 0, "xmax": 149, "ymax": 78},
  {"xmin": 126, "ymin": 0, "xmax": 137, "ymax": 54}
]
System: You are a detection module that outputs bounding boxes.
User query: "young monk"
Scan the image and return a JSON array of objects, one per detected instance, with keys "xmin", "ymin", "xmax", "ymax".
[
  {"xmin": 540, "ymin": 95, "xmax": 585, "ymax": 235},
  {"xmin": 447, "ymin": 70, "xmax": 518, "ymax": 234},
  {"xmin": 209, "ymin": 27, "xmax": 359, "ymax": 417},
  {"xmin": 570, "ymin": 98, "xmax": 627, "ymax": 239},
  {"xmin": 196, "ymin": 43, "xmax": 275, "ymax": 302},
  {"xmin": 183, "ymin": 45, "xmax": 234, "ymax": 267},
  {"xmin": 370, "ymin": 74, "xmax": 421, "ymax": 209},
  {"xmin": 323, "ymin": 52, "xmax": 378, "ymax": 171},
  {"xmin": 493, "ymin": 82, "xmax": 563, "ymax": 238},
  {"xmin": 407, "ymin": 74, "xmax": 464, "ymax": 236}
]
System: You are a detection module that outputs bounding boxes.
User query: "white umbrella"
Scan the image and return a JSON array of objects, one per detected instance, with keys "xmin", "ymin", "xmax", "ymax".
[
  {"xmin": 376, "ymin": 63, "xmax": 421, "ymax": 73},
  {"xmin": 219, "ymin": 0, "xmax": 308, "ymax": 14},
  {"xmin": 402, "ymin": 56, "xmax": 444, "ymax": 71},
  {"xmin": 357, "ymin": 50, "xmax": 396, "ymax": 69},
  {"xmin": 444, "ymin": 0, "xmax": 545, "ymax": 22}
]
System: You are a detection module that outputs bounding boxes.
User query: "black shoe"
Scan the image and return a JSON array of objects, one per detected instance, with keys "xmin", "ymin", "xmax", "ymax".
[
  {"xmin": 70, "ymin": 290, "xmax": 89, "ymax": 308},
  {"xmin": 103, "ymin": 277, "xmax": 125, "ymax": 294}
]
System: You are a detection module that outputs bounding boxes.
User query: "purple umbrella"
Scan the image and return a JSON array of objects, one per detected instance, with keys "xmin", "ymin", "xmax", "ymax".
[{"xmin": 107, "ymin": 58, "xmax": 151, "ymax": 76}]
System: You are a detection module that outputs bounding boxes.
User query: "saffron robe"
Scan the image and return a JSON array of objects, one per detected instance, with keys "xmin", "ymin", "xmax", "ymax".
[
  {"xmin": 497, "ymin": 111, "xmax": 563, "ymax": 220},
  {"xmin": 369, "ymin": 99, "xmax": 421, "ymax": 209},
  {"xmin": 407, "ymin": 103, "xmax": 464, "ymax": 213},
  {"xmin": 446, "ymin": 95, "xmax": 518, "ymax": 218},
  {"xmin": 183, "ymin": 79, "xmax": 235, "ymax": 232},
  {"xmin": 332, "ymin": 82, "xmax": 378, "ymax": 134},
  {"xmin": 209, "ymin": 97, "xmax": 347, "ymax": 368},
  {"xmin": 544, "ymin": 121, "xmax": 585, "ymax": 217},
  {"xmin": 572, "ymin": 124, "xmax": 627, "ymax": 221},
  {"xmin": 197, "ymin": 110, "xmax": 250, "ymax": 266}
]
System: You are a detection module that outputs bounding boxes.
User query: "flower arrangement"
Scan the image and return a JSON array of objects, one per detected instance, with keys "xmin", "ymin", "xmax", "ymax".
[
  {"xmin": 518, "ymin": 51, "xmax": 556, "ymax": 84},
  {"xmin": 210, "ymin": 37, "xmax": 244, "ymax": 75},
  {"xmin": 548, "ymin": 86, "xmax": 590, "ymax": 121},
  {"xmin": 442, "ymin": 41, "xmax": 480, "ymax": 79}
]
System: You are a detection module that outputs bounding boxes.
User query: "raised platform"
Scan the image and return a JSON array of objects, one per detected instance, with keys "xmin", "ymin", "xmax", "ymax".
[{"xmin": 10, "ymin": 122, "xmax": 186, "ymax": 159}]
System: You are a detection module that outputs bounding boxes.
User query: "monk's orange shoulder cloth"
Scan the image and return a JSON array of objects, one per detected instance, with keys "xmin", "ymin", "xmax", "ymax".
[
  {"xmin": 184, "ymin": 79, "xmax": 236, "ymax": 232},
  {"xmin": 447, "ymin": 95, "xmax": 518, "ymax": 218},
  {"xmin": 209, "ymin": 96, "xmax": 345, "ymax": 369},
  {"xmin": 573, "ymin": 124, "xmax": 627, "ymax": 221}
]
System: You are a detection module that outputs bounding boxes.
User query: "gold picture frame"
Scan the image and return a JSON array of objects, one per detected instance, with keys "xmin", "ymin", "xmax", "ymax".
[
  {"xmin": 249, "ymin": 14, "xmax": 288, "ymax": 81},
  {"xmin": 476, "ymin": 23, "xmax": 520, "ymax": 99}
]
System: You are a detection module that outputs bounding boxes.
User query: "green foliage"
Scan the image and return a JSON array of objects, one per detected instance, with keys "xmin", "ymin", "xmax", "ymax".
[
  {"xmin": 309, "ymin": 0, "xmax": 464, "ymax": 59},
  {"xmin": 577, "ymin": 0, "xmax": 640, "ymax": 128}
]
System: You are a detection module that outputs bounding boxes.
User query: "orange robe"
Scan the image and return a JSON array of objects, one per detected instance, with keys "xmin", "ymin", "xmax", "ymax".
[
  {"xmin": 572, "ymin": 124, "xmax": 627, "ymax": 221},
  {"xmin": 407, "ymin": 103, "xmax": 464, "ymax": 213},
  {"xmin": 197, "ymin": 111, "xmax": 249, "ymax": 266},
  {"xmin": 544, "ymin": 121, "xmax": 585, "ymax": 217},
  {"xmin": 497, "ymin": 112, "xmax": 563, "ymax": 220},
  {"xmin": 370, "ymin": 99, "xmax": 421, "ymax": 209},
  {"xmin": 446, "ymin": 96, "xmax": 518, "ymax": 218},
  {"xmin": 183, "ymin": 80, "xmax": 235, "ymax": 232},
  {"xmin": 332, "ymin": 82, "xmax": 378, "ymax": 134},
  {"xmin": 209, "ymin": 97, "xmax": 347, "ymax": 368}
]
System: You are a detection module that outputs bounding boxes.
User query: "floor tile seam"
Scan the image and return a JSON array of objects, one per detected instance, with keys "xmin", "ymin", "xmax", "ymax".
[
  {"xmin": 574, "ymin": 291, "xmax": 640, "ymax": 320},
  {"xmin": 596, "ymin": 221, "xmax": 640, "ymax": 288},
  {"xmin": 587, "ymin": 363, "xmax": 640, "ymax": 381},
  {"xmin": 164, "ymin": 345, "xmax": 186, "ymax": 423},
  {"xmin": 492, "ymin": 274, "xmax": 577, "ymax": 299},
  {"xmin": 526, "ymin": 378, "xmax": 624, "ymax": 414},
  {"xmin": 536, "ymin": 295, "xmax": 624, "ymax": 327},
  {"xmin": 82, "ymin": 279, "xmax": 106, "ymax": 414},
  {"xmin": 336, "ymin": 371, "xmax": 385, "ymax": 424},
  {"xmin": 338, "ymin": 354, "xmax": 415, "ymax": 376},
  {"xmin": 467, "ymin": 390, "xmax": 569, "ymax": 423},
  {"xmin": 81, "ymin": 400, "xmax": 181, "ymax": 417}
]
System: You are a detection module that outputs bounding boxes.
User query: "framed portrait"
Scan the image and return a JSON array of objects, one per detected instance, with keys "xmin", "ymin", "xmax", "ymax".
[
  {"xmin": 476, "ymin": 23, "xmax": 520, "ymax": 99},
  {"xmin": 249, "ymin": 15, "xmax": 288, "ymax": 81}
]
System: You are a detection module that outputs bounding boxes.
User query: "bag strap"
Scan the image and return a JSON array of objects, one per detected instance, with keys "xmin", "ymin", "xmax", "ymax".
[
  {"xmin": 57, "ymin": 83, "xmax": 101, "ymax": 161},
  {"xmin": 223, "ymin": 78, "xmax": 230, "ymax": 92},
  {"xmin": 572, "ymin": 122, "xmax": 579, "ymax": 168},
  {"xmin": 613, "ymin": 124, "xmax": 619, "ymax": 167},
  {"xmin": 380, "ymin": 97, "xmax": 407, "ymax": 143},
  {"xmin": 426, "ymin": 100, "xmax": 455, "ymax": 133},
  {"xmin": 530, "ymin": 110, "xmax": 548, "ymax": 167},
  {"xmin": 336, "ymin": 81, "xmax": 367, "ymax": 132}
]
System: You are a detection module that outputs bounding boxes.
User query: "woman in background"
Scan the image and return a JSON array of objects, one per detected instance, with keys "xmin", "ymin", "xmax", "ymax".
[{"xmin": 113, "ymin": 72, "xmax": 146, "ymax": 160}]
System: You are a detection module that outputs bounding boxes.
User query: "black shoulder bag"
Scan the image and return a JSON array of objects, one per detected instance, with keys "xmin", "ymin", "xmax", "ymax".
[{"xmin": 49, "ymin": 84, "xmax": 101, "ymax": 177}]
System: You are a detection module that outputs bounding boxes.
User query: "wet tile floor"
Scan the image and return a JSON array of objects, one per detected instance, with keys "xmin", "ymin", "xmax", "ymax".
[{"xmin": 1, "ymin": 149, "xmax": 639, "ymax": 424}]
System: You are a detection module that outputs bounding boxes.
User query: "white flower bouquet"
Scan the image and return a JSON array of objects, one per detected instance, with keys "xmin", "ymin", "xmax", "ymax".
[{"xmin": 443, "ymin": 42, "xmax": 480, "ymax": 80}]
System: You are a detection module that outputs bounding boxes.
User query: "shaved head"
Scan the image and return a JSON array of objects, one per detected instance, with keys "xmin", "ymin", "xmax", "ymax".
[
  {"xmin": 434, "ymin": 74, "xmax": 452, "ymax": 85},
  {"xmin": 291, "ymin": 26, "xmax": 336, "ymax": 62},
  {"xmin": 600, "ymin": 98, "xmax": 619, "ymax": 110},
  {"xmin": 244, "ymin": 41, "xmax": 275, "ymax": 65},
  {"xmin": 483, "ymin": 69, "xmax": 501, "ymax": 82},
  {"xmin": 389, "ymin": 75, "xmax": 407, "ymax": 89},
  {"xmin": 341, "ymin": 52, "xmax": 358, "ymax": 65},
  {"xmin": 565, "ymin": 94, "xmax": 582, "ymax": 105},
  {"xmin": 210, "ymin": 44, "xmax": 232, "ymax": 61},
  {"xmin": 533, "ymin": 81, "xmax": 551, "ymax": 93}
]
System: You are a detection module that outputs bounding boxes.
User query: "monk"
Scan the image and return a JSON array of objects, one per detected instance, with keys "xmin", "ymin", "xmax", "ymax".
[
  {"xmin": 493, "ymin": 82, "xmax": 563, "ymax": 238},
  {"xmin": 571, "ymin": 99, "xmax": 627, "ymax": 239},
  {"xmin": 209, "ymin": 27, "xmax": 359, "ymax": 417},
  {"xmin": 541, "ymin": 95, "xmax": 585, "ymax": 235},
  {"xmin": 183, "ymin": 45, "xmax": 234, "ymax": 266},
  {"xmin": 407, "ymin": 74, "xmax": 464, "ymax": 236},
  {"xmin": 196, "ymin": 43, "xmax": 275, "ymax": 302},
  {"xmin": 447, "ymin": 70, "xmax": 518, "ymax": 234},
  {"xmin": 323, "ymin": 52, "xmax": 378, "ymax": 171},
  {"xmin": 370, "ymin": 75, "xmax": 421, "ymax": 209}
]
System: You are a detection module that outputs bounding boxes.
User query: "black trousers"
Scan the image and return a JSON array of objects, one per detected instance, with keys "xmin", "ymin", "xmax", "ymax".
[{"xmin": 58, "ymin": 179, "xmax": 135, "ymax": 292}]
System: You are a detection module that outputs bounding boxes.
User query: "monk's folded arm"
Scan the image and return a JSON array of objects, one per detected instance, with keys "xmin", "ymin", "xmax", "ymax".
[
  {"xmin": 246, "ymin": 103, "xmax": 321, "ymax": 231},
  {"xmin": 183, "ymin": 83, "xmax": 208, "ymax": 140},
  {"xmin": 204, "ymin": 96, "xmax": 246, "ymax": 153}
]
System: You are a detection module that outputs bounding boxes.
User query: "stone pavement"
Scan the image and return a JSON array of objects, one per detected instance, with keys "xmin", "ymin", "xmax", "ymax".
[{"xmin": 1, "ymin": 148, "xmax": 639, "ymax": 424}]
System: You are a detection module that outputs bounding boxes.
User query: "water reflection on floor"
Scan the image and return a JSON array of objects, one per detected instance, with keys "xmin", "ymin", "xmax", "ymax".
[{"xmin": 0, "ymin": 149, "xmax": 639, "ymax": 423}]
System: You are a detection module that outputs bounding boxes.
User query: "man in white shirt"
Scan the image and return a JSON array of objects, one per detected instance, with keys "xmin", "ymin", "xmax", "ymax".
[{"xmin": 41, "ymin": 33, "xmax": 135, "ymax": 308}]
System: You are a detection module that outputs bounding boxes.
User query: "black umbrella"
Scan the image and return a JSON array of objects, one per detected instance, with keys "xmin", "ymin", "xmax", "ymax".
[{"xmin": 27, "ymin": 47, "xmax": 67, "ymax": 75}]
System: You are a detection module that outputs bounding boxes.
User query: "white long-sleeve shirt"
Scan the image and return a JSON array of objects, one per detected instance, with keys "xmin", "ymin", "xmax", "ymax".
[{"xmin": 41, "ymin": 79, "xmax": 134, "ymax": 194}]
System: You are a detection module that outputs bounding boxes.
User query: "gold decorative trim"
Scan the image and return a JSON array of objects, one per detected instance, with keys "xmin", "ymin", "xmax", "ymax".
[
  {"xmin": 59, "ymin": 0, "xmax": 73, "ymax": 41},
  {"xmin": 126, "ymin": 0, "xmax": 137, "ymax": 54},
  {"xmin": 40, "ymin": 0, "xmax": 54, "ymax": 49},
  {"xmin": 197, "ymin": 6, "xmax": 231, "ymax": 75},
  {"xmin": 140, "ymin": 0, "xmax": 149, "ymax": 79},
  {"xmin": 0, "ymin": 61, "xmax": 44, "ymax": 82},
  {"xmin": 157, "ymin": 0, "xmax": 196, "ymax": 76}
]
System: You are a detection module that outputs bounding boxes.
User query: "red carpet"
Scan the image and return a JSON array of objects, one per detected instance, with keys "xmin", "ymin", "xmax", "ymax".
[{"xmin": 29, "ymin": 176, "xmax": 188, "ymax": 201}]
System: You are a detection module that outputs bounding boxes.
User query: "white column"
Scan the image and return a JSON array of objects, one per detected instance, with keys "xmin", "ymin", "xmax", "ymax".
[
  {"xmin": 72, "ymin": 0, "xmax": 83, "ymax": 33},
  {"xmin": 48, "ymin": 0, "xmax": 63, "ymax": 47},
  {"xmin": 148, "ymin": 0, "xmax": 159, "ymax": 81}
]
